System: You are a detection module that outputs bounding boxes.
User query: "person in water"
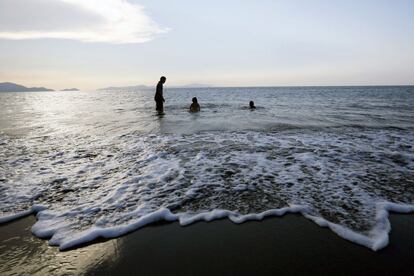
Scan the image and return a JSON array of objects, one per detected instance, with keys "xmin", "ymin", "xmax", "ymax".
[
  {"xmin": 154, "ymin": 76, "xmax": 167, "ymax": 112},
  {"xmin": 190, "ymin": 97, "xmax": 201, "ymax": 112},
  {"xmin": 249, "ymin": 100, "xmax": 256, "ymax": 109}
]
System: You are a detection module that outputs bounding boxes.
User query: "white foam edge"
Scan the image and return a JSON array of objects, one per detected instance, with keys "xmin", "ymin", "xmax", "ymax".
[
  {"xmin": 303, "ymin": 202, "xmax": 414, "ymax": 251},
  {"xmin": 4, "ymin": 202, "xmax": 414, "ymax": 251},
  {"xmin": 0, "ymin": 204, "xmax": 47, "ymax": 224},
  {"xmin": 177, "ymin": 205, "xmax": 307, "ymax": 225},
  {"xmin": 33, "ymin": 205, "xmax": 307, "ymax": 251}
]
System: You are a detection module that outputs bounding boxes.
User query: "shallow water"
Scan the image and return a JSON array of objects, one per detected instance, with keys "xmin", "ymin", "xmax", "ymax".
[{"xmin": 1, "ymin": 86, "xmax": 413, "ymax": 250}]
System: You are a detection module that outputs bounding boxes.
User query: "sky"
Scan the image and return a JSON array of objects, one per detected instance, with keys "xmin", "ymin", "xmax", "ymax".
[{"xmin": 0, "ymin": 0, "xmax": 413, "ymax": 90}]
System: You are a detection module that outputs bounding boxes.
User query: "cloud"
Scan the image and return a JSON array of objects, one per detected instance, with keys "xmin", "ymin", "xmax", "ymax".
[{"xmin": 0, "ymin": 0, "xmax": 168, "ymax": 44}]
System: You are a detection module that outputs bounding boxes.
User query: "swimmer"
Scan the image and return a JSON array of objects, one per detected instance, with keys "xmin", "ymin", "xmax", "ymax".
[
  {"xmin": 190, "ymin": 97, "xmax": 201, "ymax": 112},
  {"xmin": 249, "ymin": 100, "xmax": 256, "ymax": 109}
]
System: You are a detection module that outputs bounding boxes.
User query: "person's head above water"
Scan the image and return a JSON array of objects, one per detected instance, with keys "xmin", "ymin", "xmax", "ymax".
[
  {"xmin": 249, "ymin": 101, "xmax": 256, "ymax": 109},
  {"xmin": 190, "ymin": 97, "xmax": 200, "ymax": 112},
  {"xmin": 160, "ymin": 76, "xmax": 167, "ymax": 83}
]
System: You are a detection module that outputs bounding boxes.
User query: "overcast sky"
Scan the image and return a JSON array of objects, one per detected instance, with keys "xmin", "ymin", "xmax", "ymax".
[{"xmin": 0, "ymin": 0, "xmax": 413, "ymax": 90}]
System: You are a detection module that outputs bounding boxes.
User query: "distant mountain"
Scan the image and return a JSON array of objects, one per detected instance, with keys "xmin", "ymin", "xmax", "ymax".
[
  {"xmin": 0, "ymin": 82, "xmax": 54, "ymax": 92},
  {"xmin": 176, "ymin": 83, "xmax": 213, "ymax": 88},
  {"xmin": 98, "ymin": 85, "xmax": 151, "ymax": 91},
  {"xmin": 98, "ymin": 83, "xmax": 212, "ymax": 91},
  {"xmin": 61, "ymin": 88, "xmax": 79, "ymax": 91}
]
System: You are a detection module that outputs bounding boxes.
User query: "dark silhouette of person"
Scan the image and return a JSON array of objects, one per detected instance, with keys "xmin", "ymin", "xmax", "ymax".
[
  {"xmin": 190, "ymin": 97, "xmax": 201, "ymax": 112},
  {"xmin": 249, "ymin": 101, "xmax": 256, "ymax": 109},
  {"xmin": 154, "ymin": 76, "xmax": 167, "ymax": 112}
]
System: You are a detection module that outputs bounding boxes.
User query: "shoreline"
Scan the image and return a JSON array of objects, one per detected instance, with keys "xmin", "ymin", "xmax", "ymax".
[{"xmin": 1, "ymin": 213, "xmax": 413, "ymax": 275}]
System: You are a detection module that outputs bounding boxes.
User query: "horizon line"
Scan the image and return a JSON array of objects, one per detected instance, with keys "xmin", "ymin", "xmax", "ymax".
[{"xmin": 99, "ymin": 84, "xmax": 414, "ymax": 90}]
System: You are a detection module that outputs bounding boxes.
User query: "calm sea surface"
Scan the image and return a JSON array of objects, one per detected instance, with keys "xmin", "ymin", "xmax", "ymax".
[{"xmin": 0, "ymin": 86, "xmax": 413, "ymax": 251}]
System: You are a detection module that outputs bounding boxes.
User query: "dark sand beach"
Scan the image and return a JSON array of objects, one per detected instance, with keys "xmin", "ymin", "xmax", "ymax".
[{"xmin": 1, "ymin": 214, "xmax": 413, "ymax": 275}]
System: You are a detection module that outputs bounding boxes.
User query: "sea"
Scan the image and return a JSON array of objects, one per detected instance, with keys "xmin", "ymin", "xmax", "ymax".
[{"xmin": 0, "ymin": 86, "xmax": 413, "ymax": 251}]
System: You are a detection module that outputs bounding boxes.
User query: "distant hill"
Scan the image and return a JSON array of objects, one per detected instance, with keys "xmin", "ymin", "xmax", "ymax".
[
  {"xmin": 98, "ymin": 83, "xmax": 212, "ymax": 91},
  {"xmin": 61, "ymin": 88, "xmax": 79, "ymax": 91},
  {"xmin": 0, "ymin": 82, "xmax": 54, "ymax": 92},
  {"xmin": 98, "ymin": 85, "xmax": 150, "ymax": 91},
  {"xmin": 177, "ymin": 83, "xmax": 212, "ymax": 88}
]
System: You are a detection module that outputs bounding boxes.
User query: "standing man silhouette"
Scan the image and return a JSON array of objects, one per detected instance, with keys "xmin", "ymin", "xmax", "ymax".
[{"xmin": 154, "ymin": 76, "xmax": 167, "ymax": 112}]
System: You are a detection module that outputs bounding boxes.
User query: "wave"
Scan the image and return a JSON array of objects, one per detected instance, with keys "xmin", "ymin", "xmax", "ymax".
[{"xmin": 1, "ymin": 128, "xmax": 413, "ymax": 250}]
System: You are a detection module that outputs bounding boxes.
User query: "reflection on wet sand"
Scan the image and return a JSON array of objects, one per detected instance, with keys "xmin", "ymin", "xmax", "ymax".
[{"xmin": 0, "ymin": 216, "xmax": 119, "ymax": 275}]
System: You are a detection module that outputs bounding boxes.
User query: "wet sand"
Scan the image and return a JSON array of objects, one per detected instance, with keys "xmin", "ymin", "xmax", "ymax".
[{"xmin": 1, "ymin": 214, "xmax": 413, "ymax": 275}]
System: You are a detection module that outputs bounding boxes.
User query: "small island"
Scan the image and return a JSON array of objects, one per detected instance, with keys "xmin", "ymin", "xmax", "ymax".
[
  {"xmin": 61, "ymin": 88, "xmax": 80, "ymax": 91},
  {"xmin": 0, "ymin": 82, "xmax": 54, "ymax": 92}
]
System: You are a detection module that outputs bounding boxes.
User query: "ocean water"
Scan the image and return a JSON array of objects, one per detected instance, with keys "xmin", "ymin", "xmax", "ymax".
[{"xmin": 0, "ymin": 86, "xmax": 413, "ymax": 251}]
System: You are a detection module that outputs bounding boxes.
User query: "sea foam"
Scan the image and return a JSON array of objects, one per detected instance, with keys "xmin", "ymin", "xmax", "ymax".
[{"xmin": 1, "ymin": 128, "xmax": 413, "ymax": 251}]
